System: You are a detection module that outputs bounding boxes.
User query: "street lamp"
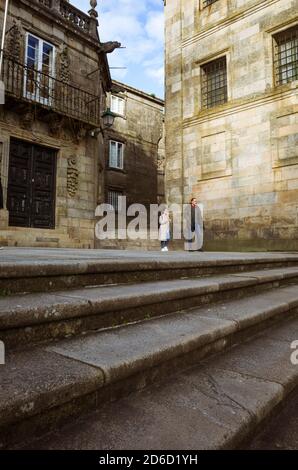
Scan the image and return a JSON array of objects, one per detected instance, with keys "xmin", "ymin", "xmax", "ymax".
[{"xmin": 102, "ymin": 107, "xmax": 116, "ymax": 128}]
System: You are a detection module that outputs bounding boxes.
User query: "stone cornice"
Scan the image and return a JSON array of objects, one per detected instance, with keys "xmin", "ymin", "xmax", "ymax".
[
  {"xmin": 182, "ymin": 84, "xmax": 298, "ymax": 129},
  {"xmin": 182, "ymin": 0, "xmax": 281, "ymax": 48}
]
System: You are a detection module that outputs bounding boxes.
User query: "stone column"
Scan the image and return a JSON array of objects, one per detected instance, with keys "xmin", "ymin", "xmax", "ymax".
[
  {"xmin": 88, "ymin": 0, "xmax": 99, "ymax": 38},
  {"xmin": 51, "ymin": 0, "xmax": 60, "ymax": 14}
]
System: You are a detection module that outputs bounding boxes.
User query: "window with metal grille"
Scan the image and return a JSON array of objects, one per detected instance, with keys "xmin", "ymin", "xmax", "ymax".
[
  {"xmin": 274, "ymin": 25, "xmax": 298, "ymax": 86},
  {"xmin": 108, "ymin": 190, "xmax": 123, "ymax": 212},
  {"xmin": 109, "ymin": 140, "xmax": 124, "ymax": 169},
  {"xmin": 201, "ymin": 56, "xmax": 227, "ymax": 109},
  {"xmin": 203, "ymin": 0, "xmax": 218, "ymax": 7}
]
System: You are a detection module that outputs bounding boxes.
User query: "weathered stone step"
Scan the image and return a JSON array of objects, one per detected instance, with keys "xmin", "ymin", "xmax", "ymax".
[
  {"xmin": 1, "ymin": 251, "xmax": 298, "ymax": 295},
  {"xmin": 0, "ymin": 285, "xmax": 297, "ymax": 449},
  {"xmin": 1, "ymin": 266, "xmax": 298, "ymax": 348},
  {"xmin": 21, "ymin": 315, "xmax": 298, "ymax": 450}
]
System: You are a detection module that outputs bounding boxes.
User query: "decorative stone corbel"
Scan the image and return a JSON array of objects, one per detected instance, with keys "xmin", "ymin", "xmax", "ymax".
[
  {"xmin": 20, "ymin": 109, "xmax": 34, "ymax": 130},
  {"xmin": 100, "ymin": 42, "xmax": 122, "ymax": 54},
  {"xmin": 67, "ymin": 157, "xmax": 79, "ymax": 197}
]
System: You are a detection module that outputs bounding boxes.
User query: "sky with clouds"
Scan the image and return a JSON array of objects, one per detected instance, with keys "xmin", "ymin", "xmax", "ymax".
[{"xmin": 72, "ymin": 0, "xmax": 164, "ymax": 98}]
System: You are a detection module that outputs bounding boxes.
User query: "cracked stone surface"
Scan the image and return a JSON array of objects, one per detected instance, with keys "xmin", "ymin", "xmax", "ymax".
[{"xmin": 20, "ymin": 361, "xmax": 282, "ymax": 450}]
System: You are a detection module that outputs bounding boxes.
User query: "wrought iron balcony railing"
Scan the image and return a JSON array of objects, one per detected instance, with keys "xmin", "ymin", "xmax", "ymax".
[{"xmin": 2, "ymin": 55, "xmax": 101, "ymax": 127}]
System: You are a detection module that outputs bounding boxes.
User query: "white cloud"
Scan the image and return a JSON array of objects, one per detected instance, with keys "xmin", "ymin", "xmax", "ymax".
[{"xmin": 72, "ymin": 0, "xmax": 164, "ymax": 97}]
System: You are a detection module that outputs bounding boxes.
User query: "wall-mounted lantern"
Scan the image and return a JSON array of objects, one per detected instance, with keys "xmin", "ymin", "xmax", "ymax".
[{"xmin": 102, "ymin": 108, "xmax": 116, "ymax": 128}]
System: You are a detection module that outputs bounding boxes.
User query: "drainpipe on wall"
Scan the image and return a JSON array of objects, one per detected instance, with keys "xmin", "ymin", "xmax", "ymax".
[{"xmin": 0, "ymin": 0, "xmax": 10, "ymax": 79}]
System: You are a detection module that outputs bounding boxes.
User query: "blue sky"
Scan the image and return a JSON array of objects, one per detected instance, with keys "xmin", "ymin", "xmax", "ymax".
[{"xmin": 72, "ymin": 1, "xmax": 164, "ymax": 98}]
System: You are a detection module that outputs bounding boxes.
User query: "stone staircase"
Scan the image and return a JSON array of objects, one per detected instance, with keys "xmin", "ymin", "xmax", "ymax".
[{"xmin": 0, "ymin": 251, "xmax": 298, "ymax": 449}]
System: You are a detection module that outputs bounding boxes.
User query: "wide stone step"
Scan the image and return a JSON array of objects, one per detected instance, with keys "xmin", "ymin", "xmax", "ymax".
[
  {"xmin": 21, "ymin": 316, "xmax": 298, "ymax": 450},
  {"xmin": 1, "ymin": 251, "xmax": 298, "ymax": 294},
  {"xmin": 1, "ymin": 266, "xmax": 298, "ymax": 348},
  {"xmin": 0, "ymin": 285, "xmax": 298, "ymax": 449}
]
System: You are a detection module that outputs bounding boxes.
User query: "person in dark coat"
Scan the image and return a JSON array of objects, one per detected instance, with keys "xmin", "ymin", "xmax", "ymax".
[{"xmin": 184, "ymin": 197, "xmax": 204, "ymax": 251}]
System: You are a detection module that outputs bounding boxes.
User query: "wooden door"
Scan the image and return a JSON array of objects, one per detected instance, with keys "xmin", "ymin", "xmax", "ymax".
[{"xmin": 7, "ymin": 139, "xmax": 56, "ymax": 229}]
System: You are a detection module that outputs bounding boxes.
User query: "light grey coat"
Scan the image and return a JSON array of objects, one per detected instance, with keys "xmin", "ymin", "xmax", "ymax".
[{"xmin": 159, "ymin": 213, "xmax": 170, "ymax": 241}]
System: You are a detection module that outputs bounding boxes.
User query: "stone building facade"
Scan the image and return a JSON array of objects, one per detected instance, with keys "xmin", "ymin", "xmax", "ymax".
[
  {"xmin": 96, "ymin": 80, "xmax": 165, "ymax": 249},
  {"xmin": 165, "ymin": 0, "xmax": 298, "ymax": 251},
  {"xmin": 104, "ymin": 81, "xmax": 165, "ymax": 209},
  {"xmin": 0, "ymin": 0, "xmax": 114, "ymax": 248}
]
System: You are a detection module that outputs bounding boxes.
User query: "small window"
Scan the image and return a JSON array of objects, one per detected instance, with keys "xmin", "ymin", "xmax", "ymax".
[
  {"xmin": 201, "ymin": 56, "xmax": 227, "ymax": 109},
  {"xmin": 273, "ymin": 25, "xmax": 298, "ymax": 86},
  {"xmin": 108, "ymin": 190, "xmax": 123, "ymax": 212},
  {"xmin": 110, "ymin": 95, "xmax": 125, "ymax": 116},
  {"xmin": 203, "ymin": 0, "xmax": 218, "ymax": 7},
  {"xmin": 109, "ymin": 140, "xmax": 124, "ymax": 169}
]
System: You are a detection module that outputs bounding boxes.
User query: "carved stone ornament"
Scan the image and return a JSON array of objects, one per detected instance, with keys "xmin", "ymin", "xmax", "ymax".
[
  {"xmin": 100, "ymin": 41, "xmax": 122, "ymax": 54},
  {"xmin": 157, "ymin": 154, "xmax": 166, "ymax": 172},
  {"xmin": 20, "ymin": 110, "xmax": 34, "ymax": 130},
  {"xmin": 5, "ymin": 21, "xmax": 22, "ymax": 60},
  {"xmin": 48, "ymin": 115, "xmax": 64, "ymax": 138},
  {"xmin": 89, "ymin": 0, "xmax": 98, "ymax": 19},
  {"xmin": 60, "ymin": 46, "xmax": 71, "ymax": 84},
  {"xmin": 67, "ymin": 157, "xmax": 79, "ymax": 197}
]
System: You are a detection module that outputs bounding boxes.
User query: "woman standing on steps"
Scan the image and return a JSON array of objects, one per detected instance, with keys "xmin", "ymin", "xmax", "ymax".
[{"xmin": 159, "ymin": 207, "xmax": 171, "ymax": 252}]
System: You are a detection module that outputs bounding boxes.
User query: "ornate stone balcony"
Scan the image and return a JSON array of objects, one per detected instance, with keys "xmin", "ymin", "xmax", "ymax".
[{"xmin": 25, "ymin": 0, "xmax": 98, "ymax": 37}]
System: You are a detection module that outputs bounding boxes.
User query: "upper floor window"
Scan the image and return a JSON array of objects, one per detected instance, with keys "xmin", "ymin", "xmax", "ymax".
[
  {"xmin": 109, "ymin": 140, "xmax": 124, "ymax": 169},
  {"xmin": 201, "ymin": 56, "xmax": 227, "ymax": 109},
  {"xmin": 203, "ymin": 0, "xmax": 219, "ymax": 7},
  {"xmin": 110, "ymin": 95, "xmax": 125, "ymax": 116},
  {"xmin": 274, "ymin": 25, "xmax": 298, "ymax": 86},
  {"xmin": 24, "ymin": 33, "xmax": 55, "ymax": 105}
]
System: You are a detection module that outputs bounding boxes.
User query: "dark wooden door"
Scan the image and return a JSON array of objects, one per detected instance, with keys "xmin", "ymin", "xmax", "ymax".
[{"xmin": 8, "ymin": 139, "xmax": 56, "ymax": 228}]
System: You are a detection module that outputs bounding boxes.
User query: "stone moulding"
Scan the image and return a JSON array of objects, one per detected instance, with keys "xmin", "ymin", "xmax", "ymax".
[
  {"xmin": 182, "ymin": 86, "xmax": 296, "ymax": 129},
  {"xmin": 183, "ymin": 0, "xmax": 281, "ymax": 48}
]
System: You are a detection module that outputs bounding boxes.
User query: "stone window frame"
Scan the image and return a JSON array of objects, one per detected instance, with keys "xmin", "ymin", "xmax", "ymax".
[
  {"xmin": 193, "ymin": 48, "xmax": 231, "ymax": 113},
  {"xmin": 201, "ymin": 56, "xmax": 228, "ymax": 109},
  {"xmin": 201, "ymin": 0, "xmax": 219, "ymax": 8},
  {"xmin": 108, "ymin": 140, "xmax": 125, "ymax": 170},
  {"xmin": 24, "ymin": 31, "xmax": 56, "ymax": 106},
  {"xmin": 272, "ymin": 24, "xmax": 298, "ymax": 87},
  {"xmin": 199, "ymin": 0, "xmax": 221, "ymax": 12},
  {"xmin": 110, "ymin": 93, "xmax": 127, "ymax": 118},
  {"xmin": 109, "ymin": 93, "xmax": 127, "ymax": 118},
  {"xmin": 265, "ymin": 21, "xmax": 298, "ymax": 90}
]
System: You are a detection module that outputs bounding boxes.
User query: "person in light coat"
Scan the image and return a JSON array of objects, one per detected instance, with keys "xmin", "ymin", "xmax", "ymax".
[{"xmin": 159, "ymin": 207, "xmax": 170, "ymax": 252}]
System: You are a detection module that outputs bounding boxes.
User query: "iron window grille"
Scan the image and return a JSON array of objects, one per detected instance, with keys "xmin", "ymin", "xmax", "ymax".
[
  {"xmin": 203, "ymin": 0, "xmax": 218, "ymax": 7},
  {"xmin": 108, "ymin": 190, "xmax": 123, "ymax": 212},
  {"xmin": 201, "ymin": 56, "xmax": 227, "ymax": 109},
  {"xmin": 274, "ymin": 25, "xmax": 298, "ymax": 86}
]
